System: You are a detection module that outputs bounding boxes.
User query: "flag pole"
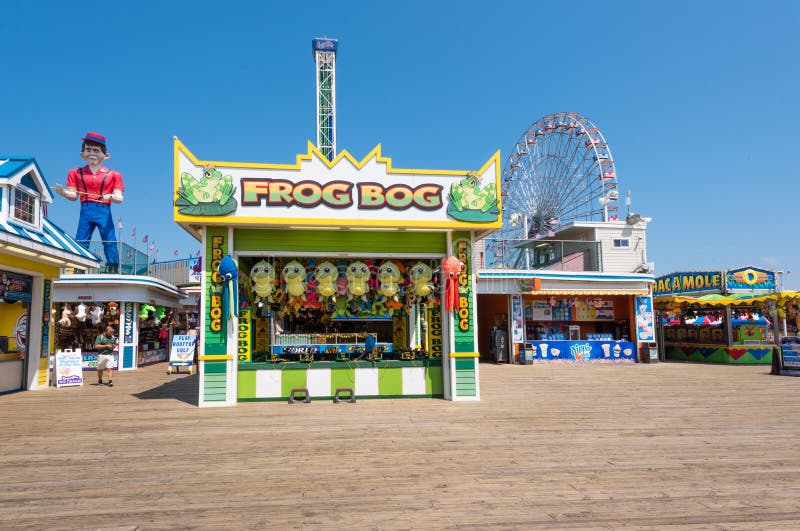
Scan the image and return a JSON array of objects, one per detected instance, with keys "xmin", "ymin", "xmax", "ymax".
[{"xmin": 132, "ymin": 229, "xmax": 137, "ymax": 275}]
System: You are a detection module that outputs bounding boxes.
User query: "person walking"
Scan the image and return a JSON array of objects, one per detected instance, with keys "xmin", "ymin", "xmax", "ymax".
[{"xmin": 94, "ymin": 325, "xmax": 118, "ymax": 386}]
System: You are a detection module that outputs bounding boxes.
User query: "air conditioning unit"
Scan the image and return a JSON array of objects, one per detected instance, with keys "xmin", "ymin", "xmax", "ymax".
[{"xmin": 635, "ymin": 262, "xmax": 655, "ymax": 274}]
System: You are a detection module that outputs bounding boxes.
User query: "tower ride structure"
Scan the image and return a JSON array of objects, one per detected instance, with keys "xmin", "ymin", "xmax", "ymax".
[{"xmin": 312, "ymin": 37, "xmax": 338, "ymax": 161}]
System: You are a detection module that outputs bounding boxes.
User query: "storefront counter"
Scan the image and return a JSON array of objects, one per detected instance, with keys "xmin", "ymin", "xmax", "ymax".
[
  {"xmin": 271, "ymin": 343, "xmax": 393, "ymax": 356},
  {"xmin": 665, "ymin": 343, "xmax": 773, "ymax": 364},
  {"xmin": 138, "ymin": 349, "xmax": 167, "ymax": 366},
  {"xmin": 81, "ymin": 351, "xmax": 119, "ymax": 370},
  {"xmin": 236, "ymin": 358, "xmax": 444, "ymax": 401},
  {"xmin": 525, "ymin": 340, "xmax": 637, "ymax": 363}
]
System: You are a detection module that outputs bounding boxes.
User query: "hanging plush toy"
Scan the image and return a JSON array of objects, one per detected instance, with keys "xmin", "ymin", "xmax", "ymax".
[
  {"xmin": 58, "ymin": 304, "xmax": 73, "ymax": 327},
  {"xmin": 314, "ymin": 261, "xmax": 339, "ymax": 298},
  {"xmin": 75, "ymin": 303, "xmax": 88, "ymax": 322},
  {"xmin": 249, "ymin": 259, "xmax": 276, "ymax": 305},
  {"xmin": 155, "ymin": 306, "xmax": 166, "ymax": 326},
  {"xmin": 218, "ymin": 255, "xmax": 239, "ymax": 320},
  {"xmin": 377, "ymin": 261, "xmax": 403, "ymax": 300},
  {"xmin": 281, "ymin": 260, "xmax": 307, "ymax": 301},
  {"xmin": 346, "ymin": 260, "xmax": 370, "ymax": 300},
  {"xmin": 89, "ymin": 305, "xmax": 104, "ymax": 325},
  {"xmin": 408, "ymin": 261, "xmax": 434, "ymax": 301},
  {"xmin": 140, "ymin": 304, "xmax": 156, "ymax": 320},
  {"xmin": 442, "ymin": 256, "xmax": 464, "ymax": 311},
  {"xmin": 336, "ymin": 269, "xmax": 348, "ymax": 298},
  {"xmin": 108, "ymin": 301, "xmax": 119, "ymax": 317}
]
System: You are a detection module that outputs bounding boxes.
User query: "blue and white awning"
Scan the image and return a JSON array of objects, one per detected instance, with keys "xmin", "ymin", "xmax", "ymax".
[{"xmin": 0, "ymin": 217, "xmax": 101, "ymax": 268}]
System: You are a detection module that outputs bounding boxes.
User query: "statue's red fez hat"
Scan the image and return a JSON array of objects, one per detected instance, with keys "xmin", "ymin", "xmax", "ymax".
[{"xmin": 81, "ymin": 132, "xmax": 106, "ymax": 146}]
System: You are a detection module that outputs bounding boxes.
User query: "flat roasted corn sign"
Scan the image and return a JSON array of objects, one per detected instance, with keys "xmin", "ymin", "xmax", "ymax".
[{"xmin": 173, "ymin": 139, "xmax": 503, "ymax": 231}]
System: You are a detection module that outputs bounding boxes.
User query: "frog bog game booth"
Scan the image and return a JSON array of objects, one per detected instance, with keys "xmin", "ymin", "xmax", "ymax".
[{"xmin": 174, "ymin": 138, "xmax": 502, "ymax": 407}]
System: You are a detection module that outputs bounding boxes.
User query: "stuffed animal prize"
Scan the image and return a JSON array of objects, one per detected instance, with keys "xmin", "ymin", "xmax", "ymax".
[{"xmin": 217, "ymin": 255, "xmax": 239, "ymax": 319}]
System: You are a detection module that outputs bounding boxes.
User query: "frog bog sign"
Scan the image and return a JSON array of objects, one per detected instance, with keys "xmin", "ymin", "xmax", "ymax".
[{"xmin": 173, "ymin": 138, "xmax": 502, "ymax": 230}]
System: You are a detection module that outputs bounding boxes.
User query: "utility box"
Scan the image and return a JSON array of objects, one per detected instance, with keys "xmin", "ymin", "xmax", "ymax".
[{"xmin": 639, "ymin": 342, "xmax": 659, "ymax": 363}]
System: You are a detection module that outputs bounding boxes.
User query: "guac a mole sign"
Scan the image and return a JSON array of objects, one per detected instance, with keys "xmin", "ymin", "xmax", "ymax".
[
  {"xmin": 653, "ymin": 271, "xmax": 723, "ymax": 296},
  {"xmin": 173, "ymin": 139, "xmax": 502, "ymax": 229}
]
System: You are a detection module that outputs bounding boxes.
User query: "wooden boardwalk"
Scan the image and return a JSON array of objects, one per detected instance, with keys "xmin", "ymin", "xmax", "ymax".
[{"xmin": 1, "ymin": 362, "xmax": 799, "ymax": 530}]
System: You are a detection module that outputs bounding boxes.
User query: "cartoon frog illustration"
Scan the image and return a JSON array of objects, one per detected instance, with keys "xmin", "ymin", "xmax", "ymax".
[
  {"xmin": 176, "ymin": 165, "xmax": 237, "ymax": 215},
  {"xmin": 446, "ymin": 171, "xmax": 499, "ymax": 222}
]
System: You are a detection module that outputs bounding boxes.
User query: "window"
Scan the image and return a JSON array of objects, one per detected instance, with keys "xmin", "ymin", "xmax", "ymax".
[
  {"xmin": 613, "ymin": 239, "xmax": 630, "ymax": 248},
  {"xmin": 12, "ymin": 187, "xmax": 38, "ymax": 226}
]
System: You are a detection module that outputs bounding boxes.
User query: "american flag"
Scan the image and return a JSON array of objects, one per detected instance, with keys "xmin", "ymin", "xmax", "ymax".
[
  {"xmin": 130, "ymin": 228, "xmax": 136, "ymax": 238},
  {"xmin": 173, "ymin": 250, "xmax": 179, "ymax": 257},
  {"xmin": 142, "ymin": 235, "xmax": 148, "ymax": 244}
]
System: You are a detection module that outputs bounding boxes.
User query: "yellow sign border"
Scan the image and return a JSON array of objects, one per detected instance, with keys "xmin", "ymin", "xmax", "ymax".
[{"xmin": 173, "ymin": 137, "xmax": 502, "ymax": 230}]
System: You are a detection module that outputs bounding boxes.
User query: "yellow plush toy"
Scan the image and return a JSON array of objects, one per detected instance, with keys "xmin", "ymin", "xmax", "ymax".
[
  {"xmin": 346, "ymin": 260, "xmax": 370, "ymax": 299},
  {"xmin": 377, "ymin": 261, "xmax": 402, "ymax": 300},
  {"xmin": 281, "ymin": 260, "xmax": 307, "ymax": 301},
  {"xmin": 408, "ymin": 261, "xmax": 434, "ymax": 299},
  {"xmin": 314, "ymin": 261, "xmax": 338, "ymax": 298},
  {"xmin": 250, "ymin": 260, "xmax": 276, "ymax": 305}
]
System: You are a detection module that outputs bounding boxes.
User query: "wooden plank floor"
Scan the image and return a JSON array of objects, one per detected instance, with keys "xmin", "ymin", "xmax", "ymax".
[{"xmin": 1, "ymin": 362, "xmax": 799, "ymax": 530}]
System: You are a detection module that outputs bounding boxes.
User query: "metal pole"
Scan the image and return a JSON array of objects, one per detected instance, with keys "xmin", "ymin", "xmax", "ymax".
[{"xmin": 778, "ymin": 271, "xmax": 788, "ymax": 336}]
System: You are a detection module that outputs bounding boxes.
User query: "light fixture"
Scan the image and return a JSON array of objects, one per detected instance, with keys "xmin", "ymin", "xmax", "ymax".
[{"xmin": 6, "ymin": 246, "xmax": 37, "ymax": 257}]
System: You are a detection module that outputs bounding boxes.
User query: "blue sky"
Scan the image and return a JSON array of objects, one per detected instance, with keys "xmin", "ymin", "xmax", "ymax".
[{"xmin": 2, "ymin": 1, "xmax": 797, "ymax": 287}]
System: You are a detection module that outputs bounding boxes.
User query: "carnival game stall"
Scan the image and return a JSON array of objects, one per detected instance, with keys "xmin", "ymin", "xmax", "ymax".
[
  {"xmin": 52, "ymin": 275, "xmax": 187, "ymax": 371},
  {"xmin": 654, "ymin": 266, "xmax": 797, "ymax": 364},
  {"xmin": 476, "ymin": 270, "xmax": 656, "ymax": 364},
  {"xmin": 174, "ymin": 139, "xmax": 502, "ymax": 406},
  {"xmin": 0, "ymin": 156, "xmax": 101, "ymax": 393}
]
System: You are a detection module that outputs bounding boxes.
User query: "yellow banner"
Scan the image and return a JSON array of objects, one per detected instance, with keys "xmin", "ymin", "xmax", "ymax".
[{"xmin": 238, "ymin": 309, "xmax": 251, "ymax": 362}]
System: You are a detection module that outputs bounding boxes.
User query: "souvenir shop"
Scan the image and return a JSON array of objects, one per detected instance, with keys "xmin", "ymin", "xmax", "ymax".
[
  {"xmin": 51, "ymin": 275, "xmax": 188, "ymax": 371},
  {"xmin": 0, "ymin": 156, "xmax": 101, "ymax": 393},
  {"xmin": 476, "ymin": 270, "xmax": 656, "ymax": 364},
  {"xmin": 654, "ymin": 266, "xmax": 797, "ymax": 365},
  {"xmin": 173, "ymin": 139, "xmax": 502, "ymax": 406}
]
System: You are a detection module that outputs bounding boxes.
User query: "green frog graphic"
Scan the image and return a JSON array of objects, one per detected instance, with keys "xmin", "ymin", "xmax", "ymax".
[
  {"xmin": 175, "ymin": 165, "xmax": 237, "ymax": 215},
  {"xmin": 446, "ymin": 172, "xmax": 499, "ymax": 222}
]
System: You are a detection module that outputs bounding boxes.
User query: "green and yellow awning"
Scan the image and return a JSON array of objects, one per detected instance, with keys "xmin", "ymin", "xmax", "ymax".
[{"xmin": 655, "ymin": 291, "xmax": 800, "ymax": 307}]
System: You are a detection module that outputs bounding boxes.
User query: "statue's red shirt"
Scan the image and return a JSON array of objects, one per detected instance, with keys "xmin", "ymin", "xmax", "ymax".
[{"xmin": 65, "ymin": 165, "xmax": 124, "ymax": 204}]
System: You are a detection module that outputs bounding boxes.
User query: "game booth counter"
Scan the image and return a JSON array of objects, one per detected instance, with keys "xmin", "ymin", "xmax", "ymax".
[
  {"xmin": 653, "ymin": 266, "xmax": 799, "ymax": 365},
  {"xmin": 0, "ymin": 156, "xmax": 102, "ymax": 393},
  {"xmin": 51, "ymin": 275, "xmax": 188, "ymax": 372},
  {"xmin": 174, "ymin": 138, "xmax": 502, "ymax": 407},
  {"xmin": 476, "ymin": 270, "xmax": 656, "ymax": 364}
]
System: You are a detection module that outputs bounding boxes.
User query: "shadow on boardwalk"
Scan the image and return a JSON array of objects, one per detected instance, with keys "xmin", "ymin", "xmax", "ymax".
[{"xmin": 132, "ymin": 371, "xmax": 198, "ymax": 406}]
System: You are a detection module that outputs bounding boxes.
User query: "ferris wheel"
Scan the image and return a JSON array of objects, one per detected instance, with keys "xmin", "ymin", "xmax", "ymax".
[{"xmin": 486, "ymin": 112, "xmax": 620, "ymax": 268}]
